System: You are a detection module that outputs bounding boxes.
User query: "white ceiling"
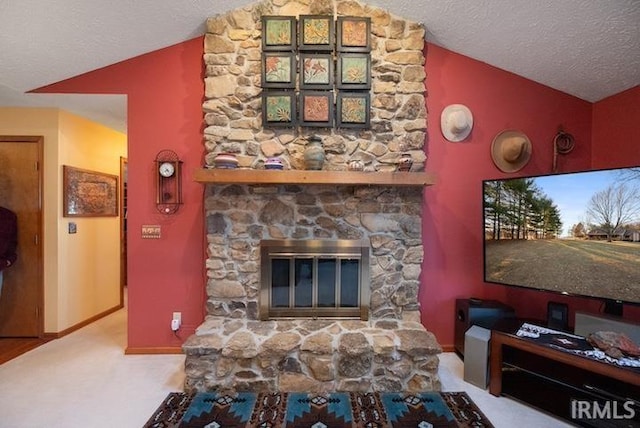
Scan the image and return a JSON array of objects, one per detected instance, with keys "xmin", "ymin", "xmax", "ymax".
[{"xmin": 1, "ymin": 0, "xmax": 638, "ymax": 134}]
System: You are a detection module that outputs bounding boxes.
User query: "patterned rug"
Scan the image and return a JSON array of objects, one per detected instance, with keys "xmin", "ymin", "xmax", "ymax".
[{"xmin": 143, "ymin": 391, "xmax": 494, "ymax": 428}]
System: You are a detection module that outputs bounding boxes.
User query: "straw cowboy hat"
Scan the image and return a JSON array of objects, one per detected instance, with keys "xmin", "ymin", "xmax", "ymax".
[
  {"xmin": 441, "ymin": 104, "xmax": 473, "ymax": 142},
  {"xmin": 491, "ymin": 130, "xmax": 532, "ymax": 173}
]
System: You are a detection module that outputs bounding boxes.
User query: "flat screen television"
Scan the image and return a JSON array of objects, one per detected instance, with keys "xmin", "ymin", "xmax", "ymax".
[{"xmin": 483, "ymin": 166, "xmax": 640, "ymax": 315}]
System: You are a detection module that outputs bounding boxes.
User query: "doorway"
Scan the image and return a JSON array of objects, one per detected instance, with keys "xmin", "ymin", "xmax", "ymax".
[{"xmin": 0, "ymin": 136, "xmax": 44, "ymax": 338}]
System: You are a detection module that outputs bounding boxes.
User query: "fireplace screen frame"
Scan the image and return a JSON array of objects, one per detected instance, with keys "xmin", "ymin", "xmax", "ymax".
[{"xmin": 260, "ymin": 239, "xmax": 370, "ymax": 320}]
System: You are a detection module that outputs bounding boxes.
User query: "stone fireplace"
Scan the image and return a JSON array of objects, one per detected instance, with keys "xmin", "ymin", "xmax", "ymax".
[{"xmin": 182, "ymin": 0, "xmax": 442, "ymax": 393}]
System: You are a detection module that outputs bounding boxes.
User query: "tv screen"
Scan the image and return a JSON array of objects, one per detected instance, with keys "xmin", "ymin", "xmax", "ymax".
[{"xmin": 483, "ymin": 166, "xmax": 640, "ymax": 310}]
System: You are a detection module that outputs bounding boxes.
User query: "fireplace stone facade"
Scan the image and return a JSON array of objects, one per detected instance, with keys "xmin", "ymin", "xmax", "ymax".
[
  {"xmin": 182, "ymin": 0, "xmax": 442, "ymax": 393},
  {"xmin": 201, "ymin": 185, "xmax": 425, "ymax": 321}
]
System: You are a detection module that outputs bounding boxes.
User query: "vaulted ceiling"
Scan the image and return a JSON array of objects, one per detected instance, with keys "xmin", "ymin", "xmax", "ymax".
[{"xmin": 1, "ymin": 0, "xmax": 638, "ymax": 133}]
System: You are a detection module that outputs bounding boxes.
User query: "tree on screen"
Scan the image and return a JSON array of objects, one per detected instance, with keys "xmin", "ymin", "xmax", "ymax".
[
  {"xmin": 484, "ymin": 178, "xmax": 562, "ymax": 240},
  {"xmin": 586, "ymin": 183, "xmax": 640, "ymax": 241}
]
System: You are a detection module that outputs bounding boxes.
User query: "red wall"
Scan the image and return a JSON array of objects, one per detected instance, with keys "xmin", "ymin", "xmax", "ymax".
[
  {"xmin": 422, "ymin": 45, "xmax": 640, "ymax": 348},
  {"xmin": 36, "ymin": 37, "xmax": 207, "ymax": 350},
  {"xmin": 423, "ymin": 43, "xmax": 593, "ymax": 347},
  {"xmin": 590, "ymin": 85, "xmax": 640, "ymax": 324},
  {"xmin": 502, "ymin": 85, "xmax": 640, "ymax": 330},
  {"xmin": 37, "ymin": 37, "xmax": 640, "ymax": 351},
  {"xmin": 592, "ymin": 85, "xmax": 640, "ymax": 168}
]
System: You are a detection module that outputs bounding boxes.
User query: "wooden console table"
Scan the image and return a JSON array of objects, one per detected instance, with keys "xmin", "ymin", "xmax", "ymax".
[
  {"xmin": 490, "ymin": 328, "xmax": 640, "ymax": 425},
  {"xmin": 490, "ymin": 329, "xmax": 640, "ymax": 395}
]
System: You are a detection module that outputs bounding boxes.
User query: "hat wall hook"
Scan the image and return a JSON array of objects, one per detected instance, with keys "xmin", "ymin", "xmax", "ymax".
[{"xmin": 553, "ymin": 127, "xmax": 575, "ymax": 172}]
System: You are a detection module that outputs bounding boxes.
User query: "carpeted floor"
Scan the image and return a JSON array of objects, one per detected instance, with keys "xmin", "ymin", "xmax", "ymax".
[{"xmin": 143, "ymin": 391, "xmax": 494, "ymax": 427}]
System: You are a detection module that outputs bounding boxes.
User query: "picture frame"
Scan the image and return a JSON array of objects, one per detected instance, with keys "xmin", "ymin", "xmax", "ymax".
[
  {"xmin": 337, "ymin": 53, "xmax": 371, "ymax": 89},
  {"xmin": 262, "ymin": 16, "xmax": 297, "ymax": 51},
  {"xmin": 299, "ymin": 15, "xmax": 334, "ymax": 51},
  {"xmin": 262, "ymin": 91, "xmax": 297, "ymax": 128},
  {"xmin": 299, "ymin": 53, "xmax": 334, "ymax": 89},
  {"xmin": 337, "ymin": 92, "xmax": 370, "ymax": 129},
  {"xmin": 337, "ymin": 16, "xmax": 371, "ymax": 52},
  {"xmin": 262, "ymin": 52, "xmax": 296, "ymax": 89},
  {"xmin": 63, "ymin": 165, "xmax": 118, "ymax": 217},
  {"xmin": 299, "ymin": 91, "xmax": 334, "ymax": 127}
]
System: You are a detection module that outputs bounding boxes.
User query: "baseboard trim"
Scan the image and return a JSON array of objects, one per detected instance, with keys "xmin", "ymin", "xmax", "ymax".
[
  {"xmin": 43, "ymin": 304, "xmax": 123, "ymax": 339},
  {"xmin": 441, "ymin": 344, "xmax": 455, "ymax": 353},
  {"xmin": 125, "ymin": 346, "xmax": 184, "ymax": 355}
]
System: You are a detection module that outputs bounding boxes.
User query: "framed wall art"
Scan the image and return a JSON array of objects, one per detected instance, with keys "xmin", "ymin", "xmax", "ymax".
[
  {"xmin": 299, "ymin": 15, "xmax": 334, "ymax": 51},
  {"xmin": 262, "ymin": 16, "xmax": 297, "ymax": 51},
  {"xmin": 299, "ymin": 91, "xmax": 334, "ymax": 127},
  {"xmin": 262, "ymin": 52, "xmax": 296, "ymax": 89},
  {"xmin": 337, "ymin": 16, "xmax": 371, "ymax": 52},
  {"xmin": 337, "ymin": 53, "xmax": 371, "ymax": 89},
  {"xmin": 337, "ymin": 92, "xmax": 370, "ymax": 129},
  {"xmin": 262, "ymin": 91, "xmax": 296, "ymax": 128},
  {"xmin": 299, "ymin": 53, "xmax": 334, "ymax": 89},
  {"xmin": 63, "ymin": 165, "xmax": 118, "ymax": 217}
]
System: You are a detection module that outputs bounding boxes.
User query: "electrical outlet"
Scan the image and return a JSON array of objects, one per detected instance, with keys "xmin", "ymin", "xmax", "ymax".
[
  {"xmin": 171, "ymin": 312, "xmax": 182, "ymax": 332},
  {"xmin": 171, "ymin": 319, "xmax": 181, "ymax": 331}
]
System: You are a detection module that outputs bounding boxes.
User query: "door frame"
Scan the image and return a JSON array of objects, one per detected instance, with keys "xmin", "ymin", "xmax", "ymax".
[
  {"xmin": 0, "ymin": 135, "xmax": 44, "ymax": 338},
  {"xmin": 119, "ymin": 156, "xmax": 127, "ymax": 306}
]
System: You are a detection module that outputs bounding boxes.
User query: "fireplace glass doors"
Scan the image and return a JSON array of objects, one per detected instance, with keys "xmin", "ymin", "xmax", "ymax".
[{"xmin": 260, "ymin": 240, "xmax": 369, "ymax": 320}]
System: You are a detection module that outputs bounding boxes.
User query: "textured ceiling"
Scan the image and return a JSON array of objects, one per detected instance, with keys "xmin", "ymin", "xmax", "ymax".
[{"xmin": 0, "ymin": 0, "xmax": 638, "ymax": 133}]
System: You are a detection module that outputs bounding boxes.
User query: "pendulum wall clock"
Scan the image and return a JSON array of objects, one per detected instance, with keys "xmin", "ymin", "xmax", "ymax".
[{"xmin": 155, "ymin": 149, "xmax": 183, "ymax": 214}]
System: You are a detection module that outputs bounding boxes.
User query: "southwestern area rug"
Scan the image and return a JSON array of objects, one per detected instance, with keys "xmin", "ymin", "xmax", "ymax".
[{"xmin": 143, "ymin": 391, "xmax": 494, "ymax": 427}]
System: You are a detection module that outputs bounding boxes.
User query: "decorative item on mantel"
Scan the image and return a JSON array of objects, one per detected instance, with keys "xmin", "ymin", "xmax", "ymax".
[
  {"xmin": 303, "ymin": 135, "xmax": 325, "ymax": 170},
  {"xmin": 397, "ymin": 153, "xmax": 414, "ymax": 172},
  {"xmin": 348, "ymin": 159, "xmax": 364, "ymax": 171},
  {"xmin": 213, "ymin": 153, "xmax": 239, "ymax": 169},
  {"xmin": 264, "ymin": 157, "xmax": 284, "ymax": 170}
]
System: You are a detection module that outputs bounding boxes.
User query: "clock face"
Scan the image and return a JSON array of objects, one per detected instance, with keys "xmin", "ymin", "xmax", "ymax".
[{"xmin": 159, "ymin": 162, "xmax": 175, "ymax": 177}]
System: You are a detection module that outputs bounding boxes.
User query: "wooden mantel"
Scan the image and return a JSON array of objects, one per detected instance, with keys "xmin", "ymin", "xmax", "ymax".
[{"xmin": 194, "ymin": 169, "xmax": 435, "ymax": 187}]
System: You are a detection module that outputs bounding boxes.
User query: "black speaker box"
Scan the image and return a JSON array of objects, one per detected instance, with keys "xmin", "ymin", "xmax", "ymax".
[
  {"xmin": 547, "ymin": 301, "xmax": 569, "ymax": 331},
  {"xmin": 454, "ymin": 298, "xmax": 515, "ymax": 356}
]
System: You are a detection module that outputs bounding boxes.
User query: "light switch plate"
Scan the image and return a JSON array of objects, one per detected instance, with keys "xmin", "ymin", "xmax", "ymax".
[{"xmin": 141, "ymin": 225, "xmax": 161, "ymax": 239}]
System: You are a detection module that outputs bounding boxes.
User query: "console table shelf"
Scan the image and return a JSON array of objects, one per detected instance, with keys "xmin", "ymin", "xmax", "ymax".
[
  {"xmin": 490, "ymin": 328, "xmax": 640, "ymax": 426},
  {"xmin": 194, "ymin": 169, "xmax": 435, "ymax": 187}
]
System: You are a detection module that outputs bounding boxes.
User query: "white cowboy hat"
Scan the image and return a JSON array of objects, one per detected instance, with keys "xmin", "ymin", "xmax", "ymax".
[
  {"xmin": 491, "ymin": 130, "xmax": 532, "ymax": 173},
  {"xmin": 441, "ymin": 104, "xmax": 473, "ymax": 142}
]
